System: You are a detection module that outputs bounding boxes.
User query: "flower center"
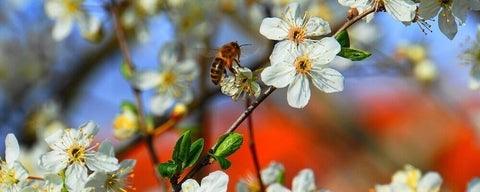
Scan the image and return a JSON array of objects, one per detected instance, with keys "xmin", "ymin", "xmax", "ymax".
[
  {"xmin": 0, "ymin": 167, "xmax": 19, "ymax": 185},
  {"xmin": 67, "ymin": 144, "xmax": 86, "ymax": 164},
  {"xmin": 288, "ymin": 27, "xmax": 306, "ymax": 44},
  {"xmin": 161, "ymin": 71, "xmax": 177, "ymax": 87},
  {"xmin": 294, "ymin": 56, "xmax": 312, "ymax": 74},
  {"xmin": 64, "ymin": 0, "xmax": 81, "ymax": 13}
]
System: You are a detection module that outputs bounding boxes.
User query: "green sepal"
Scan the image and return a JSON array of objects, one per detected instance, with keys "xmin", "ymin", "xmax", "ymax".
[
  {"xmin": 172, "ymin": 130, "xmax": 192, "ymax": 166},
  {"xmin": 276, "ymin": 170, "xmax": 286, "ymax": 185},
  {"xmin": 335, "ymin": 30, "xmax": 350, "ymax": 48},
  {"xmin": 120, "ymin": 101, "xmax": 137, "ymax": 114},
  {"xmin": 338, "ymin": 48, "xmax": 372, "ymax": 61},
  {"xmin": 158, "ymin": 161, "xmax": 178, "ymax": 178},
  {"xmin": 213, "ymin": 133, "xmax": 243, "ymax": 158},
  {"xmin": 185, "ymin": 138, "xmax": 204, "ymax": 168},
  {"xmin": 212, "ymin": 155, "xmax": 232, "ymax": 170},
  {"xmin": 120, "ymin": 60, "xmax": 133, "ymax": 79}
]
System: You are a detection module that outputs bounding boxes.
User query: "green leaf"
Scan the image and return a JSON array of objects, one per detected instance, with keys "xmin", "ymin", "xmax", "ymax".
[
  {"xmin": 172, "ymin": 130, "xmax": 192, "ymax": 164},
  {"xmin": 338, "ymin": 48, "xmax": 372, "ymax": 61},
  {"xmin": 158, "ymin": 162, "xmax": 178, "ymax": 178},
  {"xmin": 213, "ymin": 133, "xmax": 243, "ymax": 158},
  {"xmin": 185, "ymin": 138, "xmax": 204, "ymax": 168},
  {"xmin": 335, "ymin": 30, "xmax": 350, "ymax": 48},
  {"xmin": 213, "ymin": 155, "xmax": 232, "ymax": 170},
  {"xmin": 120, "ymin": 60, "xmax": 133, "ymax": 79}
]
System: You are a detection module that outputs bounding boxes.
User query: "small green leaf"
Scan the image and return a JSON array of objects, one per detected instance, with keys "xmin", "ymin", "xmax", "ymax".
[
  {"xmin": 158, "ymin": 162, "xmax": 178, "ymax": 178},
  {"xmin": 213, "ymin": 155, "xmax": 231, "ymax": 170},
  {"xmin": 172, "ymin": 130, "xmax": 192, "ymax": 164},
  {"xmin": 120, "ymin": 60, "xmax": 133, "ymax": 79},
  {"xmin": 338, "ymin": 48, "xmax": 372, "ymax": 61},
  {"xmin": 335, "ymin": 30, "xmax": 350, "ymax": 48},
  {"xmin": 213, "ymin": 133, "xmax": 243, "ymax": 158},
  {"xmin": 185, "ymin": 138, "xmax": 204, "ymax": 168}
]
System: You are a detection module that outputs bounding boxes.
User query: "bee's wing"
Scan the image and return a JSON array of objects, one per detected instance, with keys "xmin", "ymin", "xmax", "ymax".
[{"xmin": 239, "ymin": 45, "xmax": 259, "ymax": 60}]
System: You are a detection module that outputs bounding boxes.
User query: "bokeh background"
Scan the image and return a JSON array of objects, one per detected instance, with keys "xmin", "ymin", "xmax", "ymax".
[{"xmin": 0, "ymin": 0, "xmax": 480, "ymax": 191}]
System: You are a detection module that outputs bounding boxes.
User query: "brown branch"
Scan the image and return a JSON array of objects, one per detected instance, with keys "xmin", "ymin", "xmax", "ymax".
[
  {"xmin": 246, "ymin": 98, "xmax": 265, "ymax": 192},
  {"xmin": 108, "ymin": 1, "xmax": 159, "ymax": 166},
  {"xmin": 332, "ymin": 7, "xmax": 376, "ymax": 37}
]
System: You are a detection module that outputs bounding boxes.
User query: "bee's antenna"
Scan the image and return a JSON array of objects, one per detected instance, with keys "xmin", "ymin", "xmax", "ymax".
[{"xmin": 240, "ymin": 43, "xmax": 252, "ymax": 47}]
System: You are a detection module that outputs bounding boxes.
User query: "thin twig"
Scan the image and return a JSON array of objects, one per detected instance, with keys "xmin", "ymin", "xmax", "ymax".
[
  {"xmin": 332, "ymin": 7, "xmax": 376, "ymax": 37},
  {"xmin": 108, "ymin": 0, "xmax": 159, "ymax": 166},
  {"xmin": 246, "ymin": 98, "xmax": 265, "ymax": 192}
]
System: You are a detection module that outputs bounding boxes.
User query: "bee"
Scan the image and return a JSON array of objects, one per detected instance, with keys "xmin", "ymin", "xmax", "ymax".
[{"xmin": 210, "ymin": 41, "xmax": 247, "ymax": 85}]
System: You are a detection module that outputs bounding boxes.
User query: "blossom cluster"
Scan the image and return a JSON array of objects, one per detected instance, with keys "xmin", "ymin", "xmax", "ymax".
[
  {"xmin": 259, "ymin": 2, "xmax": 344, "ymax": 108},
  {"xmin": 0, "ymin": 121, "xmax": 136, "ymax": 191}
]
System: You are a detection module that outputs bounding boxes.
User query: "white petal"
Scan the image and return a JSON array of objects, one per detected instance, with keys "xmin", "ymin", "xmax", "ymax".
[
  {"xmin": 310, "ymin": 68, "xmax": 344, "ymax": 93},
  {"xmin": 65, "ymin": 164, "xmax": 88, "ymax": 192},
  {"xmin": 131, "ymin": 70, "xmax": 162, "ymax": 90},
  {"xmin": 86, "ymin": 150, "xmax": 119, "ymax": 172},
  {"xmin": 261, "ymin": 65, "xmax": 295, "ymax": 88},
  {"xmin": 44, "ymin": 173, "xmax": 63, "ymax": 191},
  {"xmin": 417, "ymin": 172, "xmax": 442, "ymax": 192},
  {"xmin": 182, "ymin": 179, "xmax": 201, "ymax": 192},
  {"xmin": 305, "ymin": 17, "xmax": 331, "ymax": 36},
  {"xmin": 150, "ymin": 94, "xmax": 175, "ymax": 116},
  {"xmin": 259, "ymin": 18, "xmax": 289, "ymax": 40},
  {"xmin": 52, "ymin": 19, "xmax": 73, "ymax": 41},
  {"xmin": 438, "ymin": 9, "xmax": 458, "ymax": 40},
  {"xmin": 270, "ymin": 41, "xmax": 296, "ymax": 66},
  {"xmin": 452, "ymin": 0, "xmax": 469, "ymax": 24},
  {"xmin": 80, "ymin": 120, "xmax": 99, "ymax": 137},
  {"xmin": 117, "ymin": 159, "xmax": 136, "ymax": 177},
  {"xmin": 283, "ymin": 2, "xmax": 301, "ymax": 24},
  {"xmin": 374, "ymin": 184, "xmax": 393, "ymax": 192},
  {"xmin": 39, "ymin": 150, "xmax": 68, "ymax": 172},
  {"xmin": 176, "ymin": 59, "xmax": 199, "ymax": 80},
  {"xmin": 12, "ymin": 161, "xmax": 29, "ymax": 181},
  {"xmin": 390, "ymin": 183, "xmax": 414, "ymax": 192},
  {"xmin": 199, "ymin": 171, "xmax": 229, "ymax": 192},
  {"xmin": 5, "ymin": 134, "xmax": 20, "ymax": 164},
  {"xmin": 159, "ymin": 42, "xmax": 180, "ymax": 66},
  {"xmin": 292, "ymin": 169, "xmax": 316, "ymax": 192},
  {"xmin": 467, "ymin": 178, "xmax": 480, "ymax": 192},
  {"xmin": 44, "ymin": 0, "xmax": 65, "ymax": 18},
  {"xmin": 261, "ymin": 162, "xmax": 285, "ymax": 185},
  {"xmin": 84, "ymin": 171, "xmax": 108, "ymax": 190},
  {"xmin": 384, "ymin": 0, "xmax": 416, "ymax": 22},
  {"xmin": 266, "ymin": 183, "xmax": 291, "ymax": 192},
  {"xmin": 307, "ymin": 38, "xmax": 341, "ymax": 65},
  {"xmin": 418, "ymin": 0, "xmax": 441, "ymax": 19},
  {"xmin": 287, "ymin": 74, "xmax": 310, "ymax": 108},
  {"xmin": 98, "ymin": 140, "xmax": 115, "ymax": 157},
  {"xmin": 45, "ymin": 129, "xmax": 64, "ymax": 148}
]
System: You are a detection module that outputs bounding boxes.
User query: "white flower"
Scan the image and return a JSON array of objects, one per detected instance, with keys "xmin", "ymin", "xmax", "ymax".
[
  {"xmin": 181, "ymin": 171, "xmax": 229, "ymax": 192},
  {"xmin": 38, "ymin": 121, "xmax": 119, "ymax": 191},
  {"xmin": 339, "ymin": 0, "xmax": 416, "ymax": 23},
  {"xmin": 21, "ymin": 173, "xmax": 63, "ymax": 192},
  {"xmin": 259, "ymin": 2, "xmax": 331, "ymax": 51},
  {"xmin": 467, "ymin": 178, "xmax": 480, "ymax": 192},
  {"xmin": 0, "ymin": 134, "xmax": 29, "ymax": 191},
  {"xmin": 374, "ymin": 165, "xmax": 442, "ymax": 192},
  {"xmin": 85, "ymin": 142, "xmax": 136, "ymax": 192},
  {"xmin": 266, "ymin": 169, "xmax": 317, "ymax": 192},
  {"xmin": 418, "ymin": 0, "xmax": 475, "ymax": 39},
  {"xmin": 131, "ymin": 42, "xmax": 199, "ymax": 116},
  {"xmin": 44, "ymin": 0, "xmax": 99, "ymax": 41},
  {"xmin": 220, "ymin": 65, "xmax": 261, "ymax": 101},
  {"xmin": 261, "ymin": 38, "xmax": 343, "ymax": 108},
  {"xmin": 461, "ymin": 25, "xmax": 480, "ymax": 90}
]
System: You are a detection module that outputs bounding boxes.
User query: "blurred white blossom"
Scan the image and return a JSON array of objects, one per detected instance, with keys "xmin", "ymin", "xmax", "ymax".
[
  {"xmin": 460, "ymin": 25, "xmax": 480, "ymax": 90},
  {"xmin": 374, "ymin": 164, "xmax": 442, "ymax": 192},
  {"xmin": 131, "ymin": 42, "xmax": 199, "ymax": 116},
  {"xmin": 266, "ymin": 169, "xmax": 318, "ymax": 192},
  {"xmin": 339, "ymin": 0, "xmax": 416, "ymax": 23}
]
